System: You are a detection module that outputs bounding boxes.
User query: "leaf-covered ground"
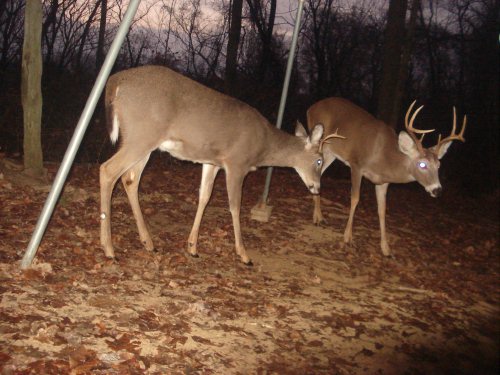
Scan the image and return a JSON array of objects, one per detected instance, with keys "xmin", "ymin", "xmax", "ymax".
[{"xmin": 0, "ymin": 155, "xmax": 498, "ymax": 374}]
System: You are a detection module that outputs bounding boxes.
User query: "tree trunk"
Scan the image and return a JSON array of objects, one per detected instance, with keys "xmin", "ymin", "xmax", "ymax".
[
  {"xmin": 224, "ymin": 0, "xmax": 243, "ymax": 95},
  {"xmin": 22, "ymin": 0, "xmax": 45, "ymax": 178},
  {"xmin": 376, "ymin": 0, "xmax": 409, "ymax": 127},
  {"xmin": 42, "ymin": 0, "xmax": 59, "ymax": 65},
  {"xmin": 96, "ymin": 0, "xmax": 107, "ymax": 72},
  {"xmin": 392, "ymin": 0, "xmax": 419, "ymax": 123},
  {"xmin": 246, "ymin": 0, "xmax": 277, "ymax": 81}
]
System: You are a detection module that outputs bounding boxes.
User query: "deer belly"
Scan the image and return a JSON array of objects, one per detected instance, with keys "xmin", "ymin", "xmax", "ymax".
[{"xmin": 159, "ymin": 139, "xmax": 218, "ymax": 165}]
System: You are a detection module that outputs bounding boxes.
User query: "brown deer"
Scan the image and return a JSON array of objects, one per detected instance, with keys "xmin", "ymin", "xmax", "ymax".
[
  {"xmin": 100, "ymin": 65, "xmax": 343, "ymax": 265},
  {"xmin": 307, "ymin": 97, "xmax": 466, "ymax": 256}
]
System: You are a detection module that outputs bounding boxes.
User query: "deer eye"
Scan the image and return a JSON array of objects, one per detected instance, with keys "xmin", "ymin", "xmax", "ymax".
[
  {"xmin": 418, "ymin": 161, "xmax": 428, "ymax": 169},
  {"xmin": 316, "ymin": 159, "xmax": 322, "ymax": 167}
]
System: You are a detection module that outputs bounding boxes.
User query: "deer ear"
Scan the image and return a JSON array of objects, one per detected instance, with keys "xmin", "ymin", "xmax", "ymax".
[
  {"xmin": 431, "ymin": 142, "xmax": 452, "ymax": 160},
  {"xmin": 398, "ymin": 131, "xmax": 419, "ymax": 158},
  {"xmin": 295, "ymin": 121, "xmax": 308, "ymax": 137},
  {"xmin": 309, "ymin": 124, "xmax": 324, "ymax": 145}
]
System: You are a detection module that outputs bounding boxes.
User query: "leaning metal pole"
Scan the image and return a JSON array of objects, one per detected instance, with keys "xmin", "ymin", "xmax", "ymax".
[
  {"xmin": 260, "ymin": 0, "xmax": 305, "ymax": 206},
  {"xmin": 20, "ymin": 0, "xmax": 142, "ymax": 269}
]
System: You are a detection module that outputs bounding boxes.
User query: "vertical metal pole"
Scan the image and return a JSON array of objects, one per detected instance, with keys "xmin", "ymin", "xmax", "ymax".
[
  {"xmin": 20, "ymin": 0, "xmax": 142, "ymax": 269},
  {"xmin": 260, "ymin": 0, "xmax": 305, "ymax": 204}
]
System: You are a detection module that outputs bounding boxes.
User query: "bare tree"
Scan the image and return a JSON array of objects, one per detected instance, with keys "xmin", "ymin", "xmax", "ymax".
[
  {"xmin": 42, "ymin": 0, "xmax": 61, "ymax": 65},
  {"xmin": 0, "ymin": 0, "xmax": 25, "ymax": 69},
  {"xmin": 300, "ymin": 0, "xmax": 385, "ymax": 105},
  {"xmin": 170, "ymin": 0, "xmax": 228, "ymax": 79},
  {"xmin": 96, "ymin": 0, "xmax": 107, "ymax": 71},
  {"xmin": 74, "ymin": 0, "xmax": 102, "ymax": 71},
  {"xmin": 224, "ymin": 0, "xmax": 243, "ymax": 95},
  {"xmin": 245, "ymin": 0, "xmax": 276, "ymax": 81}
]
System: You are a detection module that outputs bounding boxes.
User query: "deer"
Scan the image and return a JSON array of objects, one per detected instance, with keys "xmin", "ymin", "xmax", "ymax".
[
  {"xmin": 307, "ymin": 97, "xmax": 466, "ymax": 256},
  {"xmin": 99, "ymin": 65, "xmax": 344, "ymax": 266}
]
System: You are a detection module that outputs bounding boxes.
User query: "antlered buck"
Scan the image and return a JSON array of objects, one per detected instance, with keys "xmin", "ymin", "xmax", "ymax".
[
  {"xmin": 307, "ymin": 97, "xmax": 466, "ymax": 256},
  {"xmin": 100, "ymin": 66, "xmax": 342, "ymax": 265}
]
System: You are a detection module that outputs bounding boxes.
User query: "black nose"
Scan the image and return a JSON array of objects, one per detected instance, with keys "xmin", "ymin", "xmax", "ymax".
[{"xmin": 432, "ymin": 187, "xmax": 442, "ymax": 197}]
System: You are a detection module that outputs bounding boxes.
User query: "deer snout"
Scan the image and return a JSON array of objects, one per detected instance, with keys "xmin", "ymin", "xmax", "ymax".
[
  {"xmin": 426, "ymin": 184, "xmax": 442, "ymax": 198},
  {"xmin": 431, "ymin": 186, "xmax": 442, "ymax": 197},
  {"xmin": 309, "ymin": 184, "xmax": 320, "ymax": 195}
]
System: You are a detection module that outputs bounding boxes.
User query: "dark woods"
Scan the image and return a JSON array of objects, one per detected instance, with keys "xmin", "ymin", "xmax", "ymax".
[{"xmin": 0, "ymin": 0, "xmax": 498, "ymax": 193}]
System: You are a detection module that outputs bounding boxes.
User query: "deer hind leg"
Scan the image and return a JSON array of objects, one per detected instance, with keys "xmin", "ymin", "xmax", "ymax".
[
  {"xmin": 343, "ymin": 167, "xmax": 362, "ymax": 247},
  {"xmin": 187, "ymin": 164, "xmax": 220, "ymax": 257},
  {"xmin": 225, "ymin": 167, "xmax": 251, "ymax": 265},
  {"xmin": 121, "ymin": 154, "xmax": 153, "ymax": 251},
  {"xmin": 375, "ymin": 183, "xmax": 391, "ymax": 256},
  {"xmin": 100, "ymin": 148, "xmax": 149, "ymax": 258},
  {"xmin": 313, "ymin": 150, "xmax": 336, "ymax": 225}
]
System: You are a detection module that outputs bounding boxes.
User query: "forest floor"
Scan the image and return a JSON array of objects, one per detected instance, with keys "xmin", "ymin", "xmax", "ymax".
[{"xmin": 0, "ymin": 155, "xmax": 498, "ymax": 374}]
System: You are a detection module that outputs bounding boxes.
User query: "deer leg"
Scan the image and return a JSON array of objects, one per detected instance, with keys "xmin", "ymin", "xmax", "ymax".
[
  {"xmin": 121, "ymin": 154, "xmax": 153, "ymax": 251},
  {"xmin": 313, "ymin": 150, "xmax": 336, "ymax": 225},
  {"xmin": 187, "ymin": 164, "xmax": 220, "ymax": 257},
  {"xmin": 312, "ymin": 195, "xmax": 325, "ymax": 224},
  {"xmin": 225, "ymin": 167, "xmax": 251, "ymax": 265},
  {"xmin": 100, "ymin": 148, "xmax": 148, "ymax": 258},
  {"xmin": 343, "ymin": 168, "xmax": 362, "ymax": 247},
  {"xmin": 375, "ymin": 183, "xmax": 391, "ymax": 256}
]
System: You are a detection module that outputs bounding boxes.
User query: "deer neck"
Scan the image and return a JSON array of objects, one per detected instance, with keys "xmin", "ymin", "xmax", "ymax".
[
  {"xmin": 258, "ymin": 128, "xmax": 304, "ymax": 168},
  {"xmin": 388, "ymin": 148, "xmax": 417, "ymax": 184}
]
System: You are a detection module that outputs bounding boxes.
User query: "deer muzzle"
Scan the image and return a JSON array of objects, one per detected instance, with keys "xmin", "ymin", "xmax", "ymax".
[
  {"xmin": 309, "ymin": 184, "xmax": 320, "ymax": 195},
  {"xmin": 427, "ymin": 185, "xmax": 442, "ymax": 198}
]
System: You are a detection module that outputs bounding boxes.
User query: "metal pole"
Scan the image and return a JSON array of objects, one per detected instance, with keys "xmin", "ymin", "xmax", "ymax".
[
  {"xmin": 260, "ymin": 0, "xmax": 305, "ymax": 204},
  {"xmin": 20, "ymin": 0, "xmax": 142, "ymax": 269}
]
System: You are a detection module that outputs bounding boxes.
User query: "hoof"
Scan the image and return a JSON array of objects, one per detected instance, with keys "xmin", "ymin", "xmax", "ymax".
[{"xmin": 243, "ymin": 260, "xmax": 253, "ymax": 267}]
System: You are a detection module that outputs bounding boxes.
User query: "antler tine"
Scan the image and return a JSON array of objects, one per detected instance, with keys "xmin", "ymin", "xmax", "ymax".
[
  {"xmin": 460, "ymin": 114, "xmax": 467, "ymax": 139},
  {"xmin": 435, "ymin": 108, "xmax": 467, "ymax": 154},
  {"xmin": 404, "ymin": 100, "xmax": 434, "ymax": 153},
  {"xmin": 408, "ymin": 105, "xmax": 434, "ymax": 134},
  {"xmin": 404, "ymin": 100, "xmax": 417, "ymax": 128},
  {"xmin": 319, "ymin": 128, "xmax": 346, "ymax": 153}
]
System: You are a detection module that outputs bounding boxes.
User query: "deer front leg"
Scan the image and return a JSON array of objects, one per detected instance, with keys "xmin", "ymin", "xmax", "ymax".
[
  {"xmin": 225, "ymin": 167, "xmax": 252, "ymax": 265},
  {"xmin": 187, "ymin": 164, "xmax": 220, "ymax": 257},
  {"xmin": 312, "ymin": 150, "xmax": 336, "ymax": 225},
  {"xmin": 121, "ymin": 154, "xmax": 154, "ymax": 251},
  {"xmin": 375, "ymin": 183, "xmax": 391, "ymax": 256},
  {"xmin": 312, "ymin": 194, "xmax": 326, "ymax": 225},
  {"xmin": 343, "ymin": 168, "xmax": 362, "ymax": 247}
]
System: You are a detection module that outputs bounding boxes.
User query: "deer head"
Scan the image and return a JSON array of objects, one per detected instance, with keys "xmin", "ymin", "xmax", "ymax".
[
  {"xmin": 398, "ymin": 101, "xmax": 467, "ymax": 197},
  {"xmin": 293, "ymin": 122, "xmax": 325, "ymax": 194}
]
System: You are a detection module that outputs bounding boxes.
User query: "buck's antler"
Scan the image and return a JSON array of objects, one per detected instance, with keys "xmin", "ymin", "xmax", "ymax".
[
  {"xmin": 404, "ymin": 100, "xmax": 435, "ymax": 153},
  {"xmin": 319, "ymin": 128, "xmax": 346, "ymax": 153},
  {"xmin": 434, "ymin": 107, "xmax": 467, "ymax": 154}
]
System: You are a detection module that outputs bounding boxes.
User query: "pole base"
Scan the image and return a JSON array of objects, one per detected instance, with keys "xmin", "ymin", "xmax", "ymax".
[{"xmin": 250, "ymin": 202, "xmax": 273, "ymax": 222}]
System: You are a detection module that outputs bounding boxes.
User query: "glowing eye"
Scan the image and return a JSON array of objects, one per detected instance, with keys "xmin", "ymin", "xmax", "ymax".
[
  {"xmin": 418, "ymin": 161, "xmax": 427, "ymax": 169},
  {"xmin": 316, "ymin": 159, "xmax": 322, "ymax": 166}
]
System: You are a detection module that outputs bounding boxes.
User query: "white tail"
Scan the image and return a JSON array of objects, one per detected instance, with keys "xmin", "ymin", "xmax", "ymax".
[
  {"xmin": 99, "ymin": 65, "xmax": 341, "ymax": 265},
  {"xmin": 307, "ymin": 97, "xmax": 466, "ymax": 256}
]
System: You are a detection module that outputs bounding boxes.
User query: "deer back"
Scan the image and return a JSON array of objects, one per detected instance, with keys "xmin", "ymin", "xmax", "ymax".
[
  {"xmin": 307, "ymin": 97, "xmax": 404, "ymax": 172},
  {"xmin": 106, "ymin": 66, "xmax": 291, "ymax": 169}
]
